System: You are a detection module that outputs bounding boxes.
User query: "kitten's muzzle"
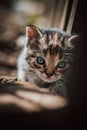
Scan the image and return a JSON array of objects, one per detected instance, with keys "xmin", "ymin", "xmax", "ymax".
[{"xmin": 45, "ymin": 72, "xmax": 53, "ymax": 77}]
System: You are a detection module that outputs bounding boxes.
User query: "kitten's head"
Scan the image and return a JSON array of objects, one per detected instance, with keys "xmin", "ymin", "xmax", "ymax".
[{"xmin": 25, "ymin": 25, "xmax": 78, "ymax": 83}]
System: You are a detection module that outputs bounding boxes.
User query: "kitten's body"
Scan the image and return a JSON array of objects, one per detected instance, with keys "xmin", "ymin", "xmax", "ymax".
[{"xmin": 17, "ymin": 25, "xmax": 78, "ymax": 97}]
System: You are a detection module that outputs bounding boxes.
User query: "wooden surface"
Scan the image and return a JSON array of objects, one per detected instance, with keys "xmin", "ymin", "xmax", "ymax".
[{"xmin": 0, "ymin": 76, "xmax": 68, "ymax": 113}]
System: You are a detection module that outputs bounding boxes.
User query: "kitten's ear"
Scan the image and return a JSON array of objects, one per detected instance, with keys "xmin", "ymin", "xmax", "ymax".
[
  {"xmin": 26, "ymin": 25, "xmax": 43, "ymax": 39},
  {"xmin": 68, "ymin": 34, "xmax": 79, "ymax": 42},
  {"xmin": 68, "ymin": 34, "xmax": 79, "ymax": 47}
]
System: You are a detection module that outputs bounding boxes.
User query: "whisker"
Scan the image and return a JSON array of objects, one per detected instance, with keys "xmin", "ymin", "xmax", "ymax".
[
  {"xmin": 33, "ymin": 50, "xmax": 41, "ymax": 53},
  {"xmin": 29, "ymin": 77, "xmax": 36, "ymax": 82},
  {"xmin": 26, "ymin": 73, "xmax": 37, "ymax": 77}
]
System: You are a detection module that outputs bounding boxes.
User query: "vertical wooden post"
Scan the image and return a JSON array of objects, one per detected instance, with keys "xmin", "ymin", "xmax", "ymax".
[{"xmin": 66, "ymin": 0, "xmax": 78, "ymax": 33}]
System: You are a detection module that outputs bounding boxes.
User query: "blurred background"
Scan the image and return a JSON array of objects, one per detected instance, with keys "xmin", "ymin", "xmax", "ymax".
[
  {"xmin": 0, "ymin": 0, "xmax": 87, "ymax": 128},
  {"xmin": 0, "ymin": 0, "xmax": 79, "ymax": 77}
]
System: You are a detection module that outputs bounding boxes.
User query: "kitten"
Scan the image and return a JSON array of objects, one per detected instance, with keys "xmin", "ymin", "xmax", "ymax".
[{"xmin": 17, "ymin": 25, "xmax": 78, "ymax": 97}]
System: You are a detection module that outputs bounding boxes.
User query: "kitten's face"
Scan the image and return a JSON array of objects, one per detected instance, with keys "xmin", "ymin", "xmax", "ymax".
[{"xmin": 25, "ymin": 25, "xmax": 78, "ymax": 83}]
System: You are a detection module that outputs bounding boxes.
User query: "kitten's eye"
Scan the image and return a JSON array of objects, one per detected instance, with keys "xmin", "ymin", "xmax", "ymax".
[
  {"xmin": 57, "ymin": 61, "xmax": 66, "ymax": 68},
  {"xmin": 37, "ymin": 57, "xmax": 45, "ymax": 65}
]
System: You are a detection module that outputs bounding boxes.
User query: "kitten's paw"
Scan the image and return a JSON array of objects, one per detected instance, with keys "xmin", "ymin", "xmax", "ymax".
[
  {"xmin": 0, "ymin": 76, "xmax": 17, "ymax": 83},
  {"xmin": 50, "ymin": 86, "xmax": 67, "ymax": 97},
  {"xmin": 17, "ymin": 78, "xmax": 22, "ymax": 81}
]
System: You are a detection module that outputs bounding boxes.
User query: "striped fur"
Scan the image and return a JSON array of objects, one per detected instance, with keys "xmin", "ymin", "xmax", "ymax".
[{"xmin": 17, "ymin": 25, "xmax": 78, "ymax": 97}]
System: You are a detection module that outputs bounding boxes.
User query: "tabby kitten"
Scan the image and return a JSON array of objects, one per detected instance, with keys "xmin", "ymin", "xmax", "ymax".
[{"xmin": 17, "ymin": 25, "xmax": 78, "ymax": 97}]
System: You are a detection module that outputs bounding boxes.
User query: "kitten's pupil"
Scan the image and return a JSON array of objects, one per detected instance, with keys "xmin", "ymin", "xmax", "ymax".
[
  {"xmin": 37, "ymin": 57, "xmax": 45, "ymax": 65},
  {"xmin": 58, "ymin": 61, "xmax": 66, "ymax": 68}
]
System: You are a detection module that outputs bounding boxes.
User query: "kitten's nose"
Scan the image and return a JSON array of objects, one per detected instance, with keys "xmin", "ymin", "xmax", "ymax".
[{"xmin": 45, "ymin": 72, "xmax": 53, "ymax": 77}]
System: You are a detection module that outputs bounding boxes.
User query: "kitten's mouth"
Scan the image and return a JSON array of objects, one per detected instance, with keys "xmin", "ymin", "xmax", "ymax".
[
  {"xmin": 41, "ymin": 77, "xmax": 55, "ymax": 83},
  {"xmin": 41, "ymin": 77, "xmax": 56, "ymax": 83},
  {"xmin": 37, "ymin": 72, "xmax": 59, "ymax": 83}
]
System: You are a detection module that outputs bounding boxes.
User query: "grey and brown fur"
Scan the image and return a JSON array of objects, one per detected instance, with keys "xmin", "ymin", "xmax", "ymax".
[{"xmin": 17, "ymin": 25, "xmax": 78, "ymax": 97}]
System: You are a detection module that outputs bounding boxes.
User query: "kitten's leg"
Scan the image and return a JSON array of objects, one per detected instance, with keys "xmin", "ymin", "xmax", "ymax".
[{"xmin": 49, "ymin": 84, "xmax": 67, "ymax": 97}]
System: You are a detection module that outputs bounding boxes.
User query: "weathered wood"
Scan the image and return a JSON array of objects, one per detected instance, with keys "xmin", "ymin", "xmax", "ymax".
[{"xmin": 0, "ymin": 76, "xmax": 68, "ymax": 112}]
